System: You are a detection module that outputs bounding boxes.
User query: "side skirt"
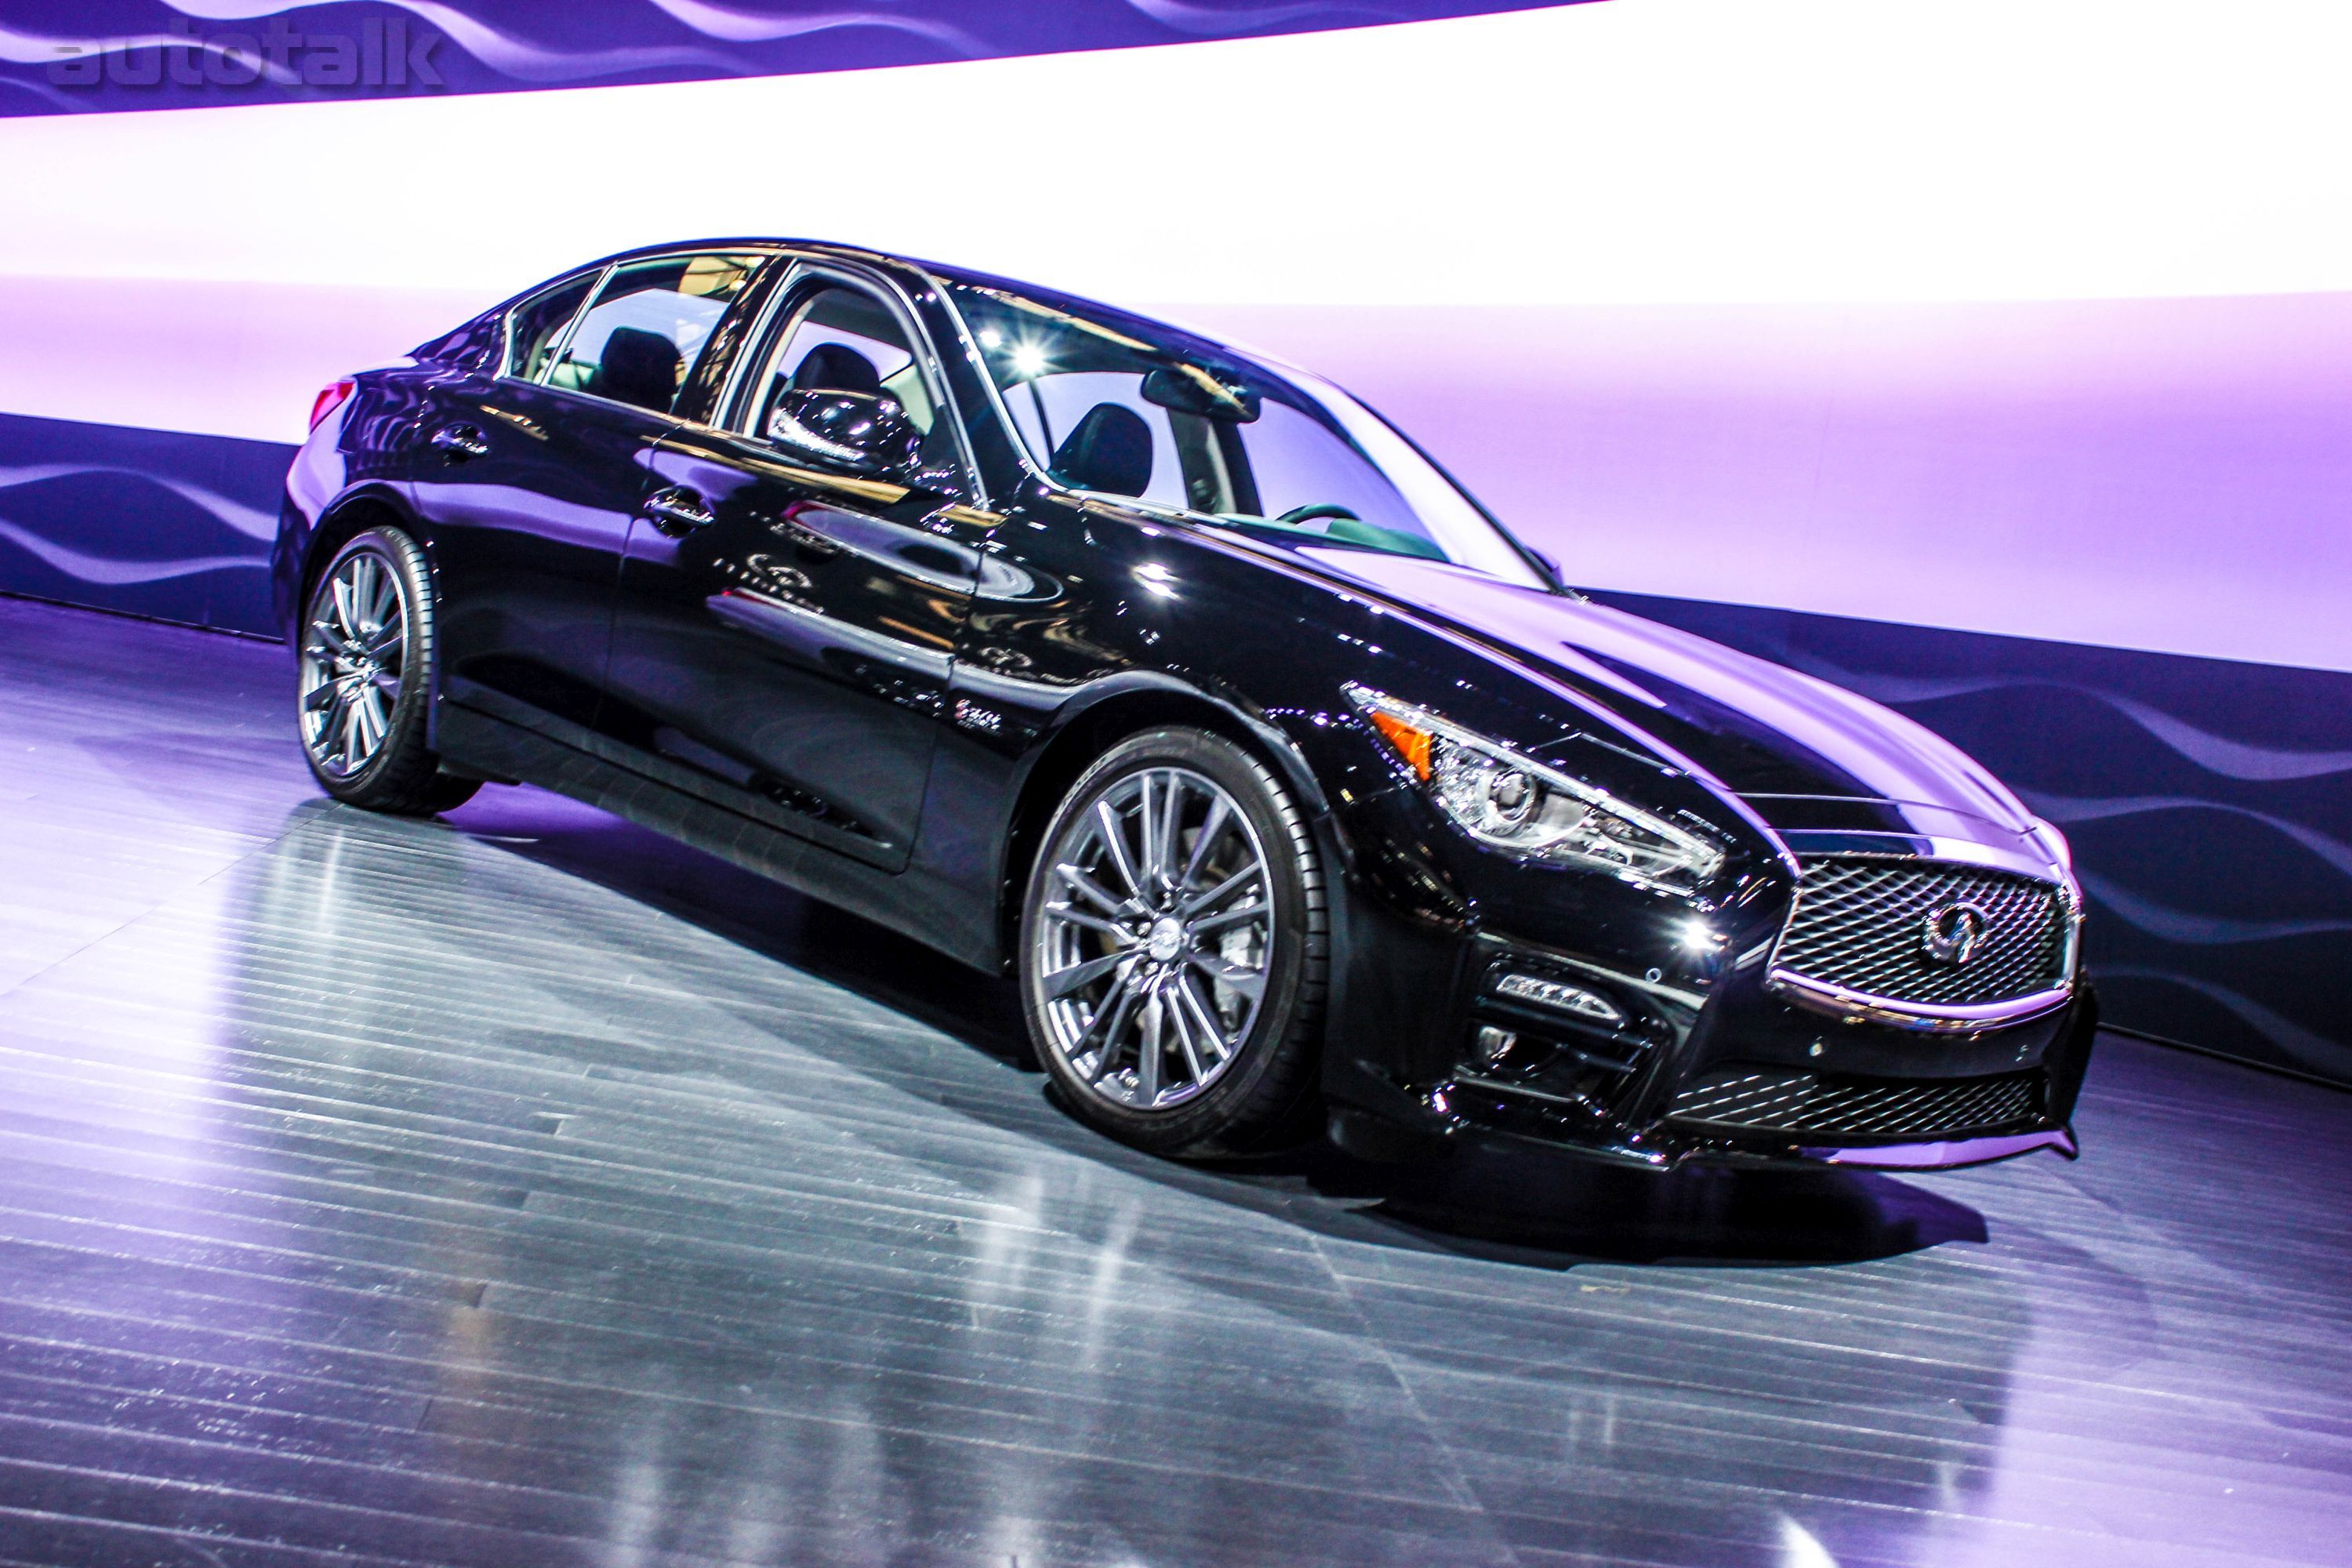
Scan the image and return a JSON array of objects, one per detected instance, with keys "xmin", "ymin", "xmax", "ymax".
[{"xmin": 435, "ymin": 699, "xmax": 999, "ymax": 973}]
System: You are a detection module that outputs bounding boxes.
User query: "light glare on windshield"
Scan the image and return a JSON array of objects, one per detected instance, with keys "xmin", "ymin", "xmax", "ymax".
[{"xmin": 946, "ymin": 281, "xmax": 1549, "ymax": 590}]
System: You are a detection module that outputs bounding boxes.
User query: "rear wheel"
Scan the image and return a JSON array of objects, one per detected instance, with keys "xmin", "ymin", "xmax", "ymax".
[
  {"xmin": 296, "ymin": 527, "xmax": 480, "ymax": 816},
  {"xmin": 1020, "ymin": 728, "xmax": 1327, "ymax": 1157}
]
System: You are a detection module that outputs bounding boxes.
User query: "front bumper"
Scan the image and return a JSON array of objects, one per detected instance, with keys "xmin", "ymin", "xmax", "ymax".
[
  {"xmin": 1321, "ymin": 901, "xmax": 2096, "ymax": 1173},
  {"xmin": 1309, "ymin": 764, "xmax": 2093, "ymax": 1174}
]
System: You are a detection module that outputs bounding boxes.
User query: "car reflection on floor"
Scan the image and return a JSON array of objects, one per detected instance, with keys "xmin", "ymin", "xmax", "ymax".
[
  {"xmin": 201, "ymin": 794, "xmax": 2024, "ymax": 1564},
  {"xmin": 4, "ymin": 595, "xmax": 2346, "ymax": 1568}
]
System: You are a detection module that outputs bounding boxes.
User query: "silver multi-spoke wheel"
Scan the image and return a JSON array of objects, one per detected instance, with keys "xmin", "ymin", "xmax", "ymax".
[
  {"xmin": 1033, "ymin": 765, "xmax": 1276, "ymax": 1112},
  {"xmin": 293, "ymin": 527, "xmax": 479, "ymax": 815},
  {"xmin": 299, "ymin": 546, "xmax": 408, "ymax": 779}
]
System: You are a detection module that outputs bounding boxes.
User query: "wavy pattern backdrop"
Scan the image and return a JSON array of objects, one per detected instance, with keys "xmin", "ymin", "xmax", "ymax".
[
  {"xmin": 1598, "ymin": 593, "xmax": 2352, "ymax": 1086},
  {"xmin": 2, "ymin": 2, "xmax": 2346, "ymax": 1089},
  {"xmin": 0, "ymin": 0, "xmax": 1577, "ymax": 114},
  {"xmin": 5, "ymin": 398, "xmax": 2343, "ymax": 1085},
  {"xmin": 0, "ymin": 412, "xmax": 285, "ymax": 631}
]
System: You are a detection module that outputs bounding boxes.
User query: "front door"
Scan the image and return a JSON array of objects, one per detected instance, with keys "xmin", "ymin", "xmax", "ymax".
[{"xmin": 601, "ymin": 270, "xmax": 995, "ymax": 872}]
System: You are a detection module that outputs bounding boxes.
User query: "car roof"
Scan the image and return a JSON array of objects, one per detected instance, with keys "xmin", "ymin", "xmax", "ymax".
[{"xmin": 585, "ymin": 236, "xmax": 1261, "ymax": 377}]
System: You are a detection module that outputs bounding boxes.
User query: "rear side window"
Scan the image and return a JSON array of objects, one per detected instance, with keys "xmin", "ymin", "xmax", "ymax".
[
  {"xmin": 547, "ymin": 252, "xmax": 764, "ymax": 414},
  {"xmin": 504, "ymin": 272, "xmax": 597, "ymax": 382}
]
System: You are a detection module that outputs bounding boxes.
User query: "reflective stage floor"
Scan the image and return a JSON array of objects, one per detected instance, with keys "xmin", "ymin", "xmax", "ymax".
[{"xmin": 0, "ymin": 594, "xmax": 2347, "ymax": 1567}]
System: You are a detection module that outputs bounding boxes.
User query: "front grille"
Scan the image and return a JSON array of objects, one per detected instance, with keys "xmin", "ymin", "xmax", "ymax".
[
  {"xmin": 1669, "ymin": 1067, "xmax": 2042, "ymax": 1139},
  {"xmin": 1774, "ymin": 857, "xmax": 2066, "ymax": 1008}
]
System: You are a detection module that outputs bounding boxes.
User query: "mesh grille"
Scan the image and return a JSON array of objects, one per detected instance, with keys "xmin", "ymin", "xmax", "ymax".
[
  {"xmin": 1775, "ymin": 857, "xmax": 2065, "ymax": 1008},
  {"xmin": 1669, "ymin": 1068, "xmax": 2042, "ymax": 1139}
]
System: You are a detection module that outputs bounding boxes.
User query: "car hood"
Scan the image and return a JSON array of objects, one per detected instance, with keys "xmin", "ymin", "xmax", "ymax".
[{"xmin": 1298, "ymin": 549, "xmax": 2064, "ymax": 874}]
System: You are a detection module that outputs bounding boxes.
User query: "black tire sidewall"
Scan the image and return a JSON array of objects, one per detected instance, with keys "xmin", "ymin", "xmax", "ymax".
[
  {"xmin": 299, "ymin": 527, "xmax": 441, "ymax": 807},
  {"xmin": 1020, "ymin": 727, "xmax": 1323, "ymax": 1156}
]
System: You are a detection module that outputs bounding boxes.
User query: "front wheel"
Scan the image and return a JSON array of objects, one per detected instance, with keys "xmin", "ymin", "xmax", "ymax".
[
  {"xmin": 296, "ymin": 526, "xmax": 480, "ymax": 815},
  {"xmin": 1020, "ymin": 727, "xmax": 1328, "ymax": 1157}
]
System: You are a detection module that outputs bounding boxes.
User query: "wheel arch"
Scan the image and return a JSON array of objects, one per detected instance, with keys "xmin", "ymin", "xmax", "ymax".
[
  {"xmin": 297, "ymin": 485, "xmax": 426, "ymax": 613},
  {"xmin": 990, "ymin": 674, "xmax": 1338, "ymax": 968}
]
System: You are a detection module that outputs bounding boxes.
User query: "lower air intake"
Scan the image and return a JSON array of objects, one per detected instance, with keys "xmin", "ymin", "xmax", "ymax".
[{"xmin": 1669, "ymin": 1067, "xmax": 2042, "ymax": 1140}]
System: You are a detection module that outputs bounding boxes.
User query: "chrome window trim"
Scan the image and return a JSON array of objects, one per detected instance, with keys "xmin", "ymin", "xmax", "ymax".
[
  {"xmin": 507, "ymin": 262, "xmax": 612, "ymax": 387},
  {"xmin": 917, "ymin": 264, "xmax": 1197, "ymax": 514},
  {"xmin": 499, "ymin": 248, "xmax": 784, "ymax": 416},
  {"xmin": 697, "ymin": 253, "xmax": 989, "ymax": 510},
  {"xmin": 487, "ymin": 263, "xmax": 606, "ymax": 384}
]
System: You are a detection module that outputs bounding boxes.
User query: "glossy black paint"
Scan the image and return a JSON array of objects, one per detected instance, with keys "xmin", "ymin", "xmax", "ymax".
[
  {"xmin": 275, "ymin": 238, "xmax": 2092, "ymax": 1169},
  {"xmin": 415, "ymin": 373, "xmax": 674, "ymax": 737}
]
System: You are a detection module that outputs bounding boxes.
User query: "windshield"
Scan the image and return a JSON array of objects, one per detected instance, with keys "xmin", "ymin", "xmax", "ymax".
[{"xmin": 945, "ymin": 281, "xmax": 1549, "ymax": 588}]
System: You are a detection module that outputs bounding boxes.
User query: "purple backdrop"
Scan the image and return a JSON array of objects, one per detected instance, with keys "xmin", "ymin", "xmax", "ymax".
[
  {"xmin": 2, "ymin": 0, "xmax": 2345, "ymax": 1086},
  {"xmin": 0, "ymin": 0, "xmax": 1583, "ymax": 114}
]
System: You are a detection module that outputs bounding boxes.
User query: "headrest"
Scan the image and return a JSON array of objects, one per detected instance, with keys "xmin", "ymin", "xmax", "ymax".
[
  {"xmin": 590, "ymin": 327, "xmax": 683, "ymax": 412},
  {"xmin": 791, "ymin": 342, "xmax": 884, "ymax": 397},
  {"xmin": 1049, "ymin": 402, "xmax": 1152, "ymax": 497}
]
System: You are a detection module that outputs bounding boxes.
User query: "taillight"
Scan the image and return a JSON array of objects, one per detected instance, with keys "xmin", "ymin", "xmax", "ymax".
[{"xmin": 308, "ymin": 378, "xmax": 356, "ymax": 433}]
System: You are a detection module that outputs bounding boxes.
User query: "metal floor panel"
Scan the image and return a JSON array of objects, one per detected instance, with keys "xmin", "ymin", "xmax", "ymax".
[{"xmin": 0, "ymin": 595, "xmax": 2347, "ymax": 1567}]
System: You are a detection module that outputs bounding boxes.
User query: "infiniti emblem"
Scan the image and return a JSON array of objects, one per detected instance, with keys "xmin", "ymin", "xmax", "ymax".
[{"xmin": 1920, "ymin": 902, "xmax": 1991, "ymax": 966}]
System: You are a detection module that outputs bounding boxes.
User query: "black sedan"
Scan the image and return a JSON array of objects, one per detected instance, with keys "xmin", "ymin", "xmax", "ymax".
[{"xmin": 274, "ymin": 238, "xmax": 2094, "ymax": 1169}]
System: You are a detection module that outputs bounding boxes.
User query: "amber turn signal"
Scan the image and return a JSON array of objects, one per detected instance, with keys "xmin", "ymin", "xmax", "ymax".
[{"xmin": 1367, "ymin": 709, "xmax": 1434, "ymax": 779}]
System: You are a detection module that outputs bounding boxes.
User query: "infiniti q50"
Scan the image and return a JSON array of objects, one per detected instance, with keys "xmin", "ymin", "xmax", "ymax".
[{"xmin": 274, "ymin": 239, "xmax": 2095, "ymax": 1168}]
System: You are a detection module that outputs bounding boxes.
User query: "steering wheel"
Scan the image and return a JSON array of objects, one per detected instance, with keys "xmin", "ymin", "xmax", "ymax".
[{"xmin": 1276, "ymin": 503, "xmax": 1362, "ymax": 527}]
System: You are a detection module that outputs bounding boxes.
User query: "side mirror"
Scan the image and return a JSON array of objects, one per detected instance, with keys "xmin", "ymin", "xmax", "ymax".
[{"xmin": 766, "ymin": 387, "xmax": 921, "ymax": 478}]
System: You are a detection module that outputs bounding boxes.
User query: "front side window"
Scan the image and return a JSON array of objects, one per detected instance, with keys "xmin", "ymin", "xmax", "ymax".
[
  {"xmin": 504, "ymin": 272, "xmax": 597, "ymax": 382},
  {"xmin": 546, "ymin": 252, "xmax": 764, "ymax": 414},
  {"xmin": 947, "ymin": 283, "xmax": 1546, "ymax": 586},
  {"xmin": 997, "ymin": 369, "xmax": 1189, "ymax": 512},
  {"xmin": 739, "ymin": 281, "xmax": 964, "ymax": 483}
]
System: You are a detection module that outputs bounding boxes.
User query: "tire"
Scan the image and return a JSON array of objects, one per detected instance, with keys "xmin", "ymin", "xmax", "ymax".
[
  {"xmin": 1020, "ymin": 727, "xmax": 1328, "ymax": 1157},
  {"xmin": 295, "ymin": 526, "xmax": 481, "ymax": 817}
]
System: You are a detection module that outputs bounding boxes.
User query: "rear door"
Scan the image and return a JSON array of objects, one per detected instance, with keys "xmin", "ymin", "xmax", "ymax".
[
  {"xmin": 600, "ymin": 264, "xmax": 998, "ymax": 871},
  {"xmin": 411, "ymin": 250, "xmax": 769, "ymax": 748}
]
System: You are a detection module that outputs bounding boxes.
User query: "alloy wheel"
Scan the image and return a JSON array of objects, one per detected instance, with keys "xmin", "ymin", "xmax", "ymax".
[
  {"xmin": 299, "ymin": 547, "xmax": 408, "ymax": 779},
  {"xmin": 1032, "ymin": 765, "xmax": 1276, "ymax": 1112}
]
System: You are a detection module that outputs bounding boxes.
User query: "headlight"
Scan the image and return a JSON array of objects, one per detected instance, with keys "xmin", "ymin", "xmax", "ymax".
[{"xmin": 1345, "ymin": 684, "xmax": 1725, "ymax": 893}]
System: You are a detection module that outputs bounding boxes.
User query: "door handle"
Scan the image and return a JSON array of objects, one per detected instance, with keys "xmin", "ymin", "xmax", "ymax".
[
  {"xmin": 428, "ymin": 423, "xmax": 489, "ymax": 461},
  {"xmin": 644, "ymin": 485, "xmax": 716, "ymax": 537}
]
